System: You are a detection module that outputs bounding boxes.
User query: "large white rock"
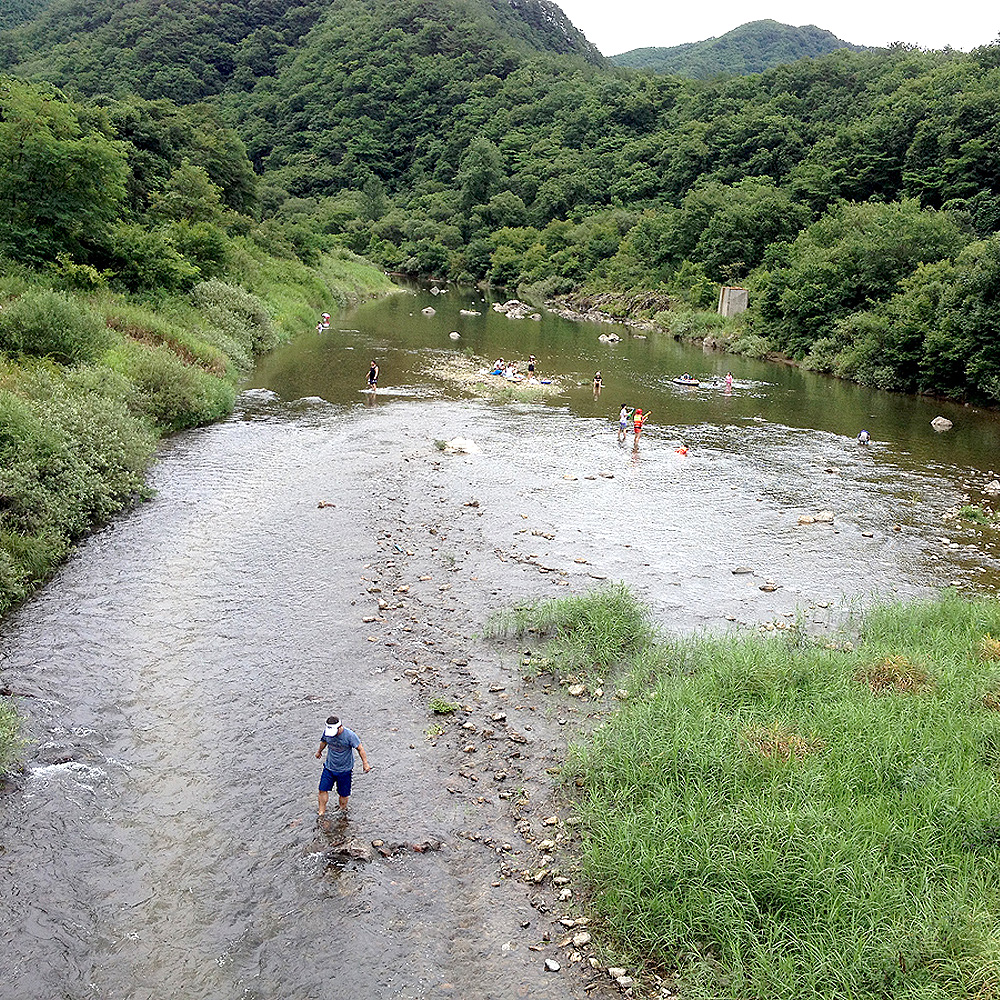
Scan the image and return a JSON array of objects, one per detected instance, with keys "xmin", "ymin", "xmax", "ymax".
[
  {"xmin": 931, "ymin": 415, "xmax": 953, "ymax": 432},
  {"xmin": 442, "ymin": 437, "xmax": 481, "ymax": 455}
]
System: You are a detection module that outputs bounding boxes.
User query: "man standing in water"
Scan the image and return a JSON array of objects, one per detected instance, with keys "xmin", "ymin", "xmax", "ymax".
[
  {"xmin": 367, "ymin": 360, "xmax": 379, "ymax": 390},
  {"xmin": 315, "ymin": 716, "xmax": 370, "ymax": 815}
]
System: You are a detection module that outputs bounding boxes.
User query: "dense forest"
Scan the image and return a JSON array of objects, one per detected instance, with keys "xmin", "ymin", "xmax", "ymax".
[
  {"xmin": 610, "ymin": 20, "xmax": 866, "ymax": 78},
  {"xmin": 2, "ymin": 0, "xmax": 1000, "ymax": 409}
]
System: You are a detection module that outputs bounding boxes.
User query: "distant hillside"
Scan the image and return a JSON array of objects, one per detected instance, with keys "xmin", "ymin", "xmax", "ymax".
[
  {"xmin": 223, "ymin": 0, "xmax": 603, "ymax": 191},
  {"xmin": 611, "ymin": 20, "xmax": 867, "ymax": 77},
  {"xmin": 0, "ymin": 0, "xmax": 52, "ymax": 31},
  {"xmin": 0, "ymin": 0, "xmax": 601, "ymax": 102}
]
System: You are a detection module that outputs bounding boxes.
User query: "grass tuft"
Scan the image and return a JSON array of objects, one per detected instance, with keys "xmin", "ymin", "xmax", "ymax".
[
  {"xmin": 484, "ymin": 583, "xmax": 654, "ymax": 674},
  {"xmin": 959, "ymin": 505, "xmax": 992, "ymax": 525},
  {"xmin": 742, "ymin": 720, "xmax": 825, "ymax": 760},
  {"xmin": 855, "ymin": 653, "xmax": 933, "ymax": 693},
  {"xmin": 978, "ymin": 633, "xmax": 1000, "ymax": 661}
]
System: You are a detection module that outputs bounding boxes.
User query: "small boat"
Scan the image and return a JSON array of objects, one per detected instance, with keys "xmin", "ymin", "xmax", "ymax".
[{"xmin": 672, "ymin": 376, "xmax": 700, "ymax": 387}]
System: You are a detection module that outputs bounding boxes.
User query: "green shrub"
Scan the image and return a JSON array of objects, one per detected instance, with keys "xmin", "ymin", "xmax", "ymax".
[
  {"xmin": 189, "ymin": 279, "xmax": 279, "ymax": 359},
  {"xmin": 729, "ymin": 329, "xmax": 773, "ymax": 359},
  {"xmin": 165, "ymin": 220, "xmax": 230, "ymax": 279},
  {"xmin": 0, "ymin": 288, "xmax": 111, "ymax": 363},
  {"xmin": 106, "ymin": 223, "xmax": 200, "ymax": 292},
  {"xmin": 800, "ymin": 335, "xmax": 842, "ymax": 372},
  {"xmin": 0, "ymin": 358, "xmax": 155, "ymax": 611},
  {"xmin": 658, "ymin": 308, "xmax": 728, "ymax": 342},
  {"xmin": 104, "ymin": 341, "xmax": 235, "ymax": 431}
]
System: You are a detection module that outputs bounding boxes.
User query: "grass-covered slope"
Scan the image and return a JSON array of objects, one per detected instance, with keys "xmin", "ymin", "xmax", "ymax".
[
  {"xmin": 556, "ymin": 591, "xmax": 1000, "ymax": 999},
  {"xmin": 0, "ymin": 248, "xmax": 394, "ymax": 617}
]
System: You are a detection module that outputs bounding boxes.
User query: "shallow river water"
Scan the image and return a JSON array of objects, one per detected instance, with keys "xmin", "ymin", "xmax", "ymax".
[{"xmin": 2, "ymin": 284, "xmax": 1000, "ymax": 1000}]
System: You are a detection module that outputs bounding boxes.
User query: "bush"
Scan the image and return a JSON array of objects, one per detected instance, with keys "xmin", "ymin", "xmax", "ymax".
[
  {"xmin": 189, "ymin": 279, "xmax": 279, "ymax": 360},
  {"xmin": 105, "ymin": 223, "xmax": 200, "ymax": 292},
  {"xmin": 104, "ymin": 341, "xmax": 235, "ymax": 431},
  {"xmin": 165, "ymin": 221, "xmax": 230, "ymax": 279},
  {"xmin": 658, "ymin": 308, "xmax": 729, "ymax": 342},
  {"xmin": 0, "ymin": 288, "xmax": 111, "ymax": 363},
  {"xmin": 0, "ymin": 358, "xmax": 155, "ymax": 611}
]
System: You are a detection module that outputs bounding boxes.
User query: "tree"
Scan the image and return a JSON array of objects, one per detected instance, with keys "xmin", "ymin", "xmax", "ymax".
[
  {"xmin": 150, "ymin": 161, "xmax": 227, "ymax": 224},
  {"xmin": 0, "ymin": 78, "xmax": 128, "ymax": 262},
  {"xmin": 754, "ymin": 199, "xmax": 968, "ymax": 357},
  {"xmin": 457, "ymin": 137, "xmax": 504, "ymax": 212},
  {"xmin": 360, "ymin": 173, "xmax": 389, "ymax": 221}
]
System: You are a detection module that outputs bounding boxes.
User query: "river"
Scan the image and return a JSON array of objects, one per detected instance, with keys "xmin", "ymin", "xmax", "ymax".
[{"xmin": 2, "ymin": 284, "xmax": 999, "ymax": 1000}]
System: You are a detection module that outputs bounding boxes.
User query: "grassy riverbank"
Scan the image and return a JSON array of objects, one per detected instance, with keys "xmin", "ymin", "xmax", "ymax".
[
  {"xmin": 496, "ymin": 588, "xmax": 1000, "ymax": 999},
  {"xmin": 0, "ymin": 248, "xmax": 393, "ymax": 772}
]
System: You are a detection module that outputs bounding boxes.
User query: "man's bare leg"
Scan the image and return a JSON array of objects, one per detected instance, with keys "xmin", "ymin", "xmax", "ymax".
[
  {"xmin": 318, "ymin": 790, "xmax": 329, "ymax": 816},
  {"xmin": 338, "ymin": 794, "xmax": 349, "ymax": 812}
]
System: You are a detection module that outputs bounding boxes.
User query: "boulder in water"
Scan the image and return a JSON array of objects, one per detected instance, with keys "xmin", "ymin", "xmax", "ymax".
[
  {"xmin": 442, "ymin": 437, "xmax": 481, "ymax": 455},
  {"xmin": 931, "ymin": 415, "xmax": 953, "ymax": 432}
]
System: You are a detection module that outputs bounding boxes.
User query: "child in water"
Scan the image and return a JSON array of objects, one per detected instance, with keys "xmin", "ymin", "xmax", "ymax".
[{"xmin": 618, "ymin": 404, "xmax": 631, "ymax": 441}]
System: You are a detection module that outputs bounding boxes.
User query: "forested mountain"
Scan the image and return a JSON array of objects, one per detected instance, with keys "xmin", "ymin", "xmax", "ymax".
[
  {"xmin": 0, "ymin": 0, "xmax": 600, "ymax": 103},
  {"xmin": 0, "ymin": 0, "xmax": 333, "ymax": 101},
  {"xmin": 0, "ymin": 0, "xmax": 53, "ymax": 31},
  {"xmin": 610, "ymin": 20, "xmax": 866, "ymax": 77},
  {"xmin": 3, "ymin": 0, "xmax": 1000, "ymax": 404}
]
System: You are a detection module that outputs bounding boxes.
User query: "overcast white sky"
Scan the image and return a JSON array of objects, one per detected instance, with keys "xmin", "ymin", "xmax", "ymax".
[{"xmin": 554, "ymin": 1, "xmax": 998, "ymax": 56}]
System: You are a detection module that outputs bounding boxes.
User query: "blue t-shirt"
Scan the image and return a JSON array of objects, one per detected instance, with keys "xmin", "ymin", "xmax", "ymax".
[{"xmin": 321, "ymin": 726, "xmax": 360, "ymax": 773}]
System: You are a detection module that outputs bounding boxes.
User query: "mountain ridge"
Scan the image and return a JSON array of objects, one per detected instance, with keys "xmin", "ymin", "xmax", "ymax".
[{"xmin": 611, "ymin": 19, "xmax": 868, "ymax": 77}]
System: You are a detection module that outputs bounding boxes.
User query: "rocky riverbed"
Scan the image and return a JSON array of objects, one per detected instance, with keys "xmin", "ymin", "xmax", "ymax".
[{"xmin": 308, "ymin": 432, "xmax": 656, "ymax": 999}]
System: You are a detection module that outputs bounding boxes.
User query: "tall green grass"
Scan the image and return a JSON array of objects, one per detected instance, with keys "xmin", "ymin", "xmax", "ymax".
[
  {"xmin": 564, "ymin": 591, "xmax": 1000, "ymax": 999},
  {"xmin": 484, "ymin": 583, "xmax": 655, "ymax": 673},
  {"xmin": 0, "ymin": 695, "xmax": 24, "ymax": 774}
]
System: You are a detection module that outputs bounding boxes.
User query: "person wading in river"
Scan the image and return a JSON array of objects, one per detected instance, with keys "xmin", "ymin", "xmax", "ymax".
[{"xmin": 315, "ymin": 716, "xmax": 370, "ymax": 815}]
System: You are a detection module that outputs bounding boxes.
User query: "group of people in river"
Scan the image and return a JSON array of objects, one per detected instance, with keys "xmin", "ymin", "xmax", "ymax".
[
  {"xmin": 618, "ymin": 404, "xmax": 651, "ymax": 442},
  {"xmin": 488, "ymin": 355, "xmax": 544, "ymax": 383}
]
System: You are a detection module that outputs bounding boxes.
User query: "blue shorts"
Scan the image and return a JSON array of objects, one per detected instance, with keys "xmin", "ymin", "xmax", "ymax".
[{"xmin": 319, "ymin": 769, "xmax": 353, "ymax": 797}]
